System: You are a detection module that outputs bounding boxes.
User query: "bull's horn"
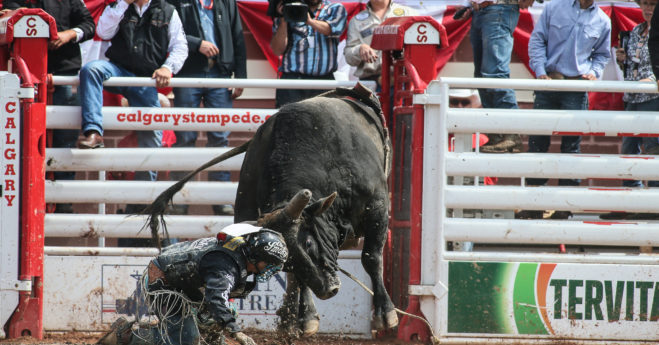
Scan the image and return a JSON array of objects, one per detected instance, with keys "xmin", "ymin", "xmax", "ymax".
[{"xmin": 285, "ymin": 189, "xmax": 312, "ymax": 219}]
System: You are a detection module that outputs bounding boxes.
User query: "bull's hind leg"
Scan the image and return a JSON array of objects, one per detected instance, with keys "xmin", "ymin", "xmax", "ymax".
[
  {"xmin": 361, "ymin": 206, "xmax": 398, "ymax": 331},
  {"xmin": 277, "ymin": 272, "xmax": 301, "ymax": 337},
  {"xmin": 299, "ymin": 285, "xmax": 320, "ymax": 337}
]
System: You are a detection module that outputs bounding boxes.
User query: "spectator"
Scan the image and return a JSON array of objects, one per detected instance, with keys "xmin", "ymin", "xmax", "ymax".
[
  {"xmin": 455, "ymin": 0, "xmax": 534, "ymax": 153},
  {"xmin": 269, "ymin": 0, "xmax": 347, "ymax": 108},
  {"xmin": 601, "ymin": 0, "xmax": 659, "ymax": 220},
  {"xmin": 517, "ymin": 0, "xmax": 611, "ymax": 220},
  {"xmin": 165, "ymin": 0, "xmax": 246, "ymax": 216},
  {"xmin": 76, "ymin": 0, "xmax": 188, "ymax": 201},
  {"xmin": 2, "ymin": 0, "xmax": 95, "ymax": 213},
  {"xmin": 343, "ymin": 0, "xmax": 415, "ymax": 87},
  {"xmin": 343, "ymin": 0, "xmax": 414, "ymax": 126},
  {"xmin": 97, "ymin": 226, "xmax": 288, "ymax": 345}
]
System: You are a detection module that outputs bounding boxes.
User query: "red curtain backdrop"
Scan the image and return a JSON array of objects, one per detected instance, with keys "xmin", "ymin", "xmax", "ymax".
[
  {"xmin": 77, "ymin": 1, "xmax": 643, "ymax": 84},
  {"xmin": 77, "ymin": 0, "xmax": 643, "ymax": 110}
]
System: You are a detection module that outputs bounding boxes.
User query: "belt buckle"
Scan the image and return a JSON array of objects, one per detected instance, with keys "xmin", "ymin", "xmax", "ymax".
[
  {"xmin": 208, "ymin": 58, "xmax": 215, "ymax": 69},
  {"xmin": 548, "ymin": 71, "xmax": 565, "ymax": 80},
  {"xmin": 480, "ymin": 1, "xmax": 494, "ymax": 10}
]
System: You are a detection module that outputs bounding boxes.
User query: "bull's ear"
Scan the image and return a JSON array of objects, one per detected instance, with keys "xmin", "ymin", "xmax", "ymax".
[{"xmin": 306, "ymin": 191, "xmax": 338, "ymax": 216}]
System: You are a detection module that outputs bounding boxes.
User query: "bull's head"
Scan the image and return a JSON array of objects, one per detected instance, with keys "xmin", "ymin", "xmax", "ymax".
[{"xmin": 258, "ymin": 189, "xmax": 341, "ymax": 300}]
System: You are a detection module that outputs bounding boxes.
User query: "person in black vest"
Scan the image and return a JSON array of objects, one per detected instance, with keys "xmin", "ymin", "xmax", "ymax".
[
  {"xmin": 76, "ymin": 0, "xmax": 187, "ymax": 183},
  {"xmin": 97, "ymin": 226, "xmax": 288, "ymax": 345},
  {"xmin": 165, "ymin": 0, "xmax": 246, "ymax": 217},
  {"xmin": 1, "ymin": 0, "xmax": 95, "ymax": 213}
]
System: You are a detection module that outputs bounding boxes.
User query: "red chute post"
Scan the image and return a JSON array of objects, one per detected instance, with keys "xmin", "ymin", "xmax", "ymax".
[
  {"xmin": 371, "ymin": 16, "xmax": 447, "ymax": 342},
  {"xmin": 0, "ymin": 8, "xmax": 58, "ymax": 339}
]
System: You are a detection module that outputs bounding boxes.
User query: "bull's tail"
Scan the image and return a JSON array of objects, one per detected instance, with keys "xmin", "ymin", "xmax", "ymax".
[{"xmin": 140, "ymin": 140, "xmax": 251, "ymax": 250}]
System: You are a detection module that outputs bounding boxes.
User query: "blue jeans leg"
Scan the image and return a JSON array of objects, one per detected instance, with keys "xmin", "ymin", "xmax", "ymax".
[
  {"xmin": 527, "ymin": 91, "xmax": 587, "ymax": 186},
  {"xmin": 123, "ymin": 87, "xmax": 162, "ymax": 182},
  {"xmin": 51, "ymin": 85, "xmax": 80, "ymax": 181},
  {"xmin": 173, "ymin": 70, "xmax": 232, "ymax": 182},
  {"xmin": 150, "ymin": 313, "xmax": 199, "ymax": 345},
  {"xmin": 79, "ymin": 60, "xmax": 127, "ymax": 136},
  {"xmin": 621, "ymin": 134, "xmax": 642, "ymax": 187},
  {"xmin": 470, "ymin": 4, "xmax": 519, "ymax": 109},
  {"xmin": 626, "ymin": 99, "xmax": 659, "ymax": 187}
]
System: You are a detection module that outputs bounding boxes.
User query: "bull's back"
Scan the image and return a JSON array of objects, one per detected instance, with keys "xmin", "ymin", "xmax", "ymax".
[{"xmin": 235, "ymin": 97, "xmax": 389, "ymax": 221}]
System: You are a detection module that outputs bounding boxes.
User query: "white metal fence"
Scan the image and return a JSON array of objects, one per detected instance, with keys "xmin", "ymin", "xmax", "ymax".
[
  {"xmin": 412, "ymin": 78, "xmax": 659, "ymax": 342},
  {"xmin": 44, "ymin": 77, "xmax": 375, "ymax": 248}
]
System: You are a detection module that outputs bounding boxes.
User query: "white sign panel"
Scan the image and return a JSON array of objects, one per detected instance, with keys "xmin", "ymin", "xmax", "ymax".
[
  {"xmin": 544, "ymin": 264, "xmax": 659, "ymax": 340},
  {"xmin": 44, "ymin": 252, "xmax": 373, "ymax": 337},
  {"xmin": 0, "ymin": 73, "xmax": 21, "ymax": 335},
  {"xmin": 403, "ymin": 22, "xmax": 440, "ymax": 45},
  {"xmin": 12, "ymin": 15, "xmax": 50, "ymax": 38}
]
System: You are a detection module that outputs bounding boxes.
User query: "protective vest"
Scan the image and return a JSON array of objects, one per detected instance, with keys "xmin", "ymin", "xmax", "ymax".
[
  {"xmin": 155, "ymin": 236, "xmax": 253, "ymax": 298},
  {"xmin": 105, "ymin": 0, "xmax": 174, "ymax": 76}
]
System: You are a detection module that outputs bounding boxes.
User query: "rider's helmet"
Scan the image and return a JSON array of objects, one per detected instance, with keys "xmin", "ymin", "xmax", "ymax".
[{"xmin": 243, "ymin": 229, "xmax": 288, "ymax": 282}]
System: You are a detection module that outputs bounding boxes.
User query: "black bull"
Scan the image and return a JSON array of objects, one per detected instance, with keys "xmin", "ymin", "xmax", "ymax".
[{"xmin": 144, "ymin": 85, "xmax": 398, "ymax": 335}]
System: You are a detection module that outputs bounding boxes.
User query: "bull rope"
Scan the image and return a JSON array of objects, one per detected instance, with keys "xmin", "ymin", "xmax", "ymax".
[{"xmin": 338, "ymin": 267, "xmax": 441, "ymax": 345}]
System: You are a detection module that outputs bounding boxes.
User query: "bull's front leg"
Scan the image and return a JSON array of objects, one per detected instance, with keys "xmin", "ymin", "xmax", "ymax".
[
  {"xmin": 298, "ymin": 285, "xmax": 320, "ymax": 337},
  {"xmin": 277, "ymin": 272, "xmax": 301, "ymax": 337},
  {"xmin": 361, "ymin": 206, "xmax": 398, "ymax": 331}
]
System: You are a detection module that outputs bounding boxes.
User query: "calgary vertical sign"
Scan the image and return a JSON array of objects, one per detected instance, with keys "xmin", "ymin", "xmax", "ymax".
[{"xmin": 0, "ymin": 72, "xmax": 21, "ymax": 335}]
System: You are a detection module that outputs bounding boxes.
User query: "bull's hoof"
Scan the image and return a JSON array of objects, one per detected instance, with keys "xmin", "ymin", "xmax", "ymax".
[
  {"xmin": 385, "ymin": 309, "xmax": 399, "ymax": 329},
  {"xmin": 301, "ymin": 319, "xmax": 319, "ymax": 337},
  {"xmin": 372, "ymin": 310, "xmax": 399, "ymax": 331},
  {"xmin": 372, "ymin": 316, "xmax": 384, "ymax": 331}
]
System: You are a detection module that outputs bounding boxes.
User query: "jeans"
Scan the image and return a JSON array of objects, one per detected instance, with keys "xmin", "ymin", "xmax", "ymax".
[
  {"xmin": 470, "ymin": 4, "xmax": 519, "ymax": 109},
  {"xmin": 172, "ymin": 68, "xmax": 232, "ymax": 182},
  {"xmin": 621, "ymin": 99, "xmax": 659, "ymax": 187},
  {"xmin": 141, "ymin": 278, "xmax": 200, "ymax": 345},
  {"xmin": 526, "ymin": 91, "xmax": 588, "ymax": 186},
  {"xmin": 51, "ymin": 85, "xmax": 80, "ymax": 181},
  {"xmin": 275, "ymin": 72, "xmax": 333, "ymax": 108},
  {"xmin": 79, "ymin": 60, "xmax": 163, "ymax": 181}
]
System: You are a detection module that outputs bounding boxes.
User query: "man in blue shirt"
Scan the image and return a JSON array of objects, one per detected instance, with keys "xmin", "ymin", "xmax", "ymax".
[
  {"xmin": 270, "ymin": 0, "xmax": 347, "ymax": 108},
  {"xmin": 517, "ymin": 0, "xmax": 611, "ymax": 220},
  {"xmin": 166, "ymin": 0, "xmax": 247, "ymax": 216}
]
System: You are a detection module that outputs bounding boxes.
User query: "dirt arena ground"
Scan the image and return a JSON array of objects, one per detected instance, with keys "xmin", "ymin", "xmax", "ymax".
[{"xmin": 0, "ymin": 330, "xmax": 427, "ymax": 345}]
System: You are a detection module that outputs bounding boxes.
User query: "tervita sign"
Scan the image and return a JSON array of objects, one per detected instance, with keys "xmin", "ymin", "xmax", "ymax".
[{"xmin": 448, "ymin": 262, "xmax": 658, "ymax": 340}]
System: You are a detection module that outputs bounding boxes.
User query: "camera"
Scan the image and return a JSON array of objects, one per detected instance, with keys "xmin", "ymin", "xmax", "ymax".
[
  {"xmin": 268, "ymin": 0, "xmax": 311, "ymax": 23},
  {"xmin": 619, "ymin": 30, "xmax": 631, "ymax": 52}
]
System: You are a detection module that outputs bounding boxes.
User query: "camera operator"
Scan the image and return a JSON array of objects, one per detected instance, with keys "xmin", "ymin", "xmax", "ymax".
[{"xmin": 269, "ymin": 0, "xmax": 347, "ymax": 107}]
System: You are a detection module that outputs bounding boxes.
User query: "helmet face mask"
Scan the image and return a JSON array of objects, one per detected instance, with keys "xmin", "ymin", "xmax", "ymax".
[{"xmin": 255, "ymin": 263, "xmax": 284, "ymax": 283}]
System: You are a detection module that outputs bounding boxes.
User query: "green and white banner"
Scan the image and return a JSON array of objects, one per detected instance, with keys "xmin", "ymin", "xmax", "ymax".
[{"xmin": 448, "ymin": 262, "xmax": 658, "ymax": 340}]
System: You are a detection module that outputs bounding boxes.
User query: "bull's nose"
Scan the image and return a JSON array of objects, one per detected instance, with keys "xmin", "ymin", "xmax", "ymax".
[{"xmin": 318, "ymin": 286, "xmax": 340, "ymax": 300}]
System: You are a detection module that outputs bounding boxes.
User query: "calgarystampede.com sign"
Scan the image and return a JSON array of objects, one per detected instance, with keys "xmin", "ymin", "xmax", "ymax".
[
  {"xmin": 110, "ymin": 109, "xmax": 276, "ymax": 128},
  {"xmin": 448, "ymin": 262, "xmax": 658, "ymax": 340}
]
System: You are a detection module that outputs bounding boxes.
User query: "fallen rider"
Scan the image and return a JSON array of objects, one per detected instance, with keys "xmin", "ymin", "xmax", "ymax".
[{"xmin": 97, "ymin": 224, "xmax": 289, "ymax": 345}]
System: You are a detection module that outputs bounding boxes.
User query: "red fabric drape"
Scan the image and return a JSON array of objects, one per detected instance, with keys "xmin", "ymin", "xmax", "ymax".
[
  {"xmin": 513, "ymin": 10, "xmax": 534, "ymax": 75},
  {"xmin": 435, "ymin": 6, "xmax": 472, "ymax": 74}
]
